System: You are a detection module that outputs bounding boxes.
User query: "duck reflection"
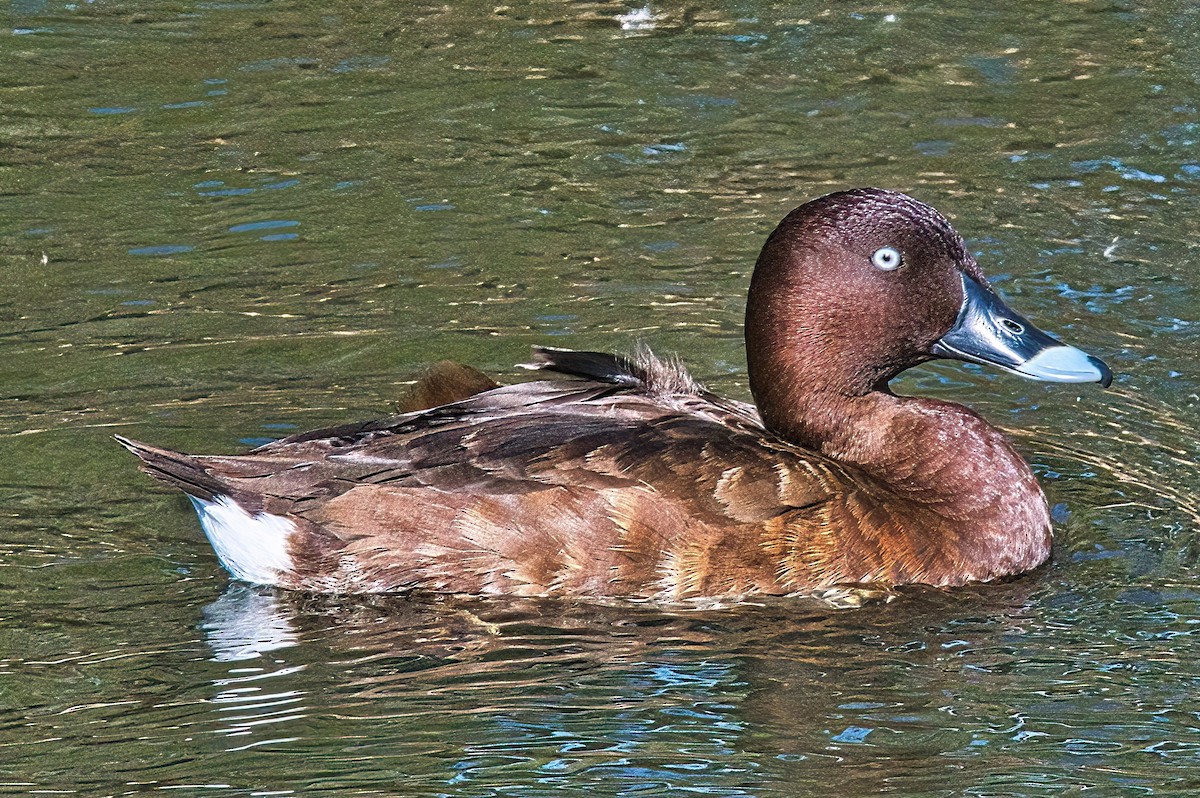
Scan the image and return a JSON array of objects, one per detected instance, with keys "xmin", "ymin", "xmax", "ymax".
[
  {"xmin": 199, "ymin": 584, "xmax": 307, "ymax": 750},
  {"xmin": 194, "ymin": 582, "xmax": 1048, "ymax": 793},
  {"xmin": 201, "ymin": 583, "xmax": 300, "ymax": 662}
]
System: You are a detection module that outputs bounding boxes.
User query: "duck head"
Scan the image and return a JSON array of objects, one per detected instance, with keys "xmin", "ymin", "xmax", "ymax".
[{"xmin": 744, "ymin": 188, "xmax": 1111, "ymax": 441}]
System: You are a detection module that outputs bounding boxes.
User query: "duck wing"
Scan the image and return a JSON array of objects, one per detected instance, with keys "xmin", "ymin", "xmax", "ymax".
[{"xmin": 120, "ymin": 352, "xmax": 894, "ymax": 597}]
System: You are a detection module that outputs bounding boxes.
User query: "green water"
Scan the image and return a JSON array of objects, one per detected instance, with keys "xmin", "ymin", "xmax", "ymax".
[{"xmin": 2, "ymin": 1, "xmax": 1198, "ymax": 795}]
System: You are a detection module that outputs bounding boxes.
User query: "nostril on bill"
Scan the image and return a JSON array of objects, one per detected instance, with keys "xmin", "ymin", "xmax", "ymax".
[{"xmin": 1000, "ymin": 318, "xmax": 1025, "ymax": 334}]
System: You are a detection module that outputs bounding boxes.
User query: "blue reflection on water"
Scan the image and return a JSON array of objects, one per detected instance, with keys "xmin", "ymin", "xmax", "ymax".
[
  {"xmin": 831, "ymin": 726, "xmax": 873, "ymax": 744},
  {"xmin": 937, "ymin": 116, "xmax": 1005, "ymax": 128},
  {"xmin": 915, "ymin": 140, "xmax": 953, "ymax": 157},
  {"xmin": 201, "ymin": 187, "xmax": 255, "ymax": 196},
  {"xmin": 966, "ymin": 55, "xmax": 1017, "ymax": 84},
  {"xmin": 1071, "ymin": 157, "xmax": 1167, "ymax": 183},
  {"xmin": 229, "ymin": 220, "xmax": 300, "ymax": 233},
  {"xmin": 643, "ymin": 142, "xmax": 687, "ymax": 156},
  {"xmin": 721, "ymin": 33, "xmax": 768, "ymax": 45},
  {"xmin": 129, "ymin": 244, "xmax": 194, "ymax": 256},
  {"xmin": 447, "ymin": 657, "xmax": 755, "ymax": 794},
  {"xmin": 332, "ymin": 55, "xmax": 391, "ymax": 73}
]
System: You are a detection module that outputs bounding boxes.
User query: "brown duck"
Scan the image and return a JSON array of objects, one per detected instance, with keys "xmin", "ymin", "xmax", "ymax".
[{"xmin": 118, "ymin": 188, "xmax": 1111, "ymax": 599}]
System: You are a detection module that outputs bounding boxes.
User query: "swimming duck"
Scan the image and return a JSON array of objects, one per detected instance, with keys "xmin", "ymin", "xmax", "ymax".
[{"xmin": 118, "ymin": 188, "xmax": 1110, "ymax": 599}]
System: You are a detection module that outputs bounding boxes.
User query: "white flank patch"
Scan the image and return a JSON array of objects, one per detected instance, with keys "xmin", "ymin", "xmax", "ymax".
[{"xmin": 188, "ymin": 495, "xmax": 296, "ymax": 586}]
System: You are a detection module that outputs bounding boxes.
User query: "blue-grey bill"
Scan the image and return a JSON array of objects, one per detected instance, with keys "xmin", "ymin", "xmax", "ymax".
[
  {"xmin": 1013, "ymin": 345, "xmax": 1112, "ymax": 385},
  {"xmin": 931, "ymin": 273, "xmax": 1113, "ymax": 388}
]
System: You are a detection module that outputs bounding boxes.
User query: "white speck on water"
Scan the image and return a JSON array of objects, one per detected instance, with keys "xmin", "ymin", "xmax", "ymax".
[
  {"xmin": 1103, "ymin": 237, "xmax": 1119, "ymax": 259},
  {"xmin": 617, "ymin": 6, "xmax": 659, "ymax": 30}
]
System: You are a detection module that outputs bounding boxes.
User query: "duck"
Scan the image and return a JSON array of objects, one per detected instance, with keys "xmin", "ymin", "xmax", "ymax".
[{"xmin": 117, "ymin": 188, "xmax": 1111, "ymax": 599}]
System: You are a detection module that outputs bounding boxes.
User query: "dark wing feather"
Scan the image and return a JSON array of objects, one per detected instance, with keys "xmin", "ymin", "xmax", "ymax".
[
  {"xmin": 245, "ymin": 377, "xmax": 837, "ymax": 513},
  {"xmin": 526, "ymin": 346, "xmax": 644, "ymax": 386}
]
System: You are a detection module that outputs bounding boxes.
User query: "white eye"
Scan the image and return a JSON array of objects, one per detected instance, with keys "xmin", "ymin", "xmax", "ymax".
[{"xmin": 871, "ymin": 246, "xmax": 902, "ymax": 271}]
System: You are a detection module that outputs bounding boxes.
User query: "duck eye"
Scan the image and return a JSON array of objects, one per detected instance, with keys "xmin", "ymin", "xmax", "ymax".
[{"xmin": 871, "ymin": 246, "xmax": 903, "ymax": 271}]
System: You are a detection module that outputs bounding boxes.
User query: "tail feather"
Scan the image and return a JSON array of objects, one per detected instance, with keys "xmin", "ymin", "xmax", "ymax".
[
  {"xmin": 116, "ymin": 435, "xmax": 296, "ymax": 586},
  {"xmin": 525, "ymin": 346, "xmax": 643, "ymax": 386},
  {"xmin": 525, "ymin": 344, "xmax": 704, "ymax": 396},
  {"xmin": 114, "ymin": 434, "xmax": 227, "ymax": 502}
]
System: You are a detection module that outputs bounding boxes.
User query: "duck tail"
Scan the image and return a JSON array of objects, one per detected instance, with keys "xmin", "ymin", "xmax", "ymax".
[
  {"xmin": 114, "ymin": 435, "xmax": 227, "ymax": 502},
  {"xmin": 115, "ymin": 435, "xmax": 297, "ymax": 586}
]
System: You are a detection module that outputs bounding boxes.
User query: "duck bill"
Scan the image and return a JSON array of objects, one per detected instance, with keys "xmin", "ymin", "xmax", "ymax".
[{"xmin": 930, "ymin": 274, "xmax": 1112, "ymax": 387}]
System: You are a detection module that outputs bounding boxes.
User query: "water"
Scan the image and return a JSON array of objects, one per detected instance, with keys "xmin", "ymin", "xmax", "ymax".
[{"xmin": 2, "ymin": 1, "xmax": 1198, "ymax": 795}]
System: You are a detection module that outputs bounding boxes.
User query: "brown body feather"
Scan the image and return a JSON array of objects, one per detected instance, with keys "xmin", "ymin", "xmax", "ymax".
[{"xmin": 119, "ymin": 352, "xmax": 1047, "ymax": 599}]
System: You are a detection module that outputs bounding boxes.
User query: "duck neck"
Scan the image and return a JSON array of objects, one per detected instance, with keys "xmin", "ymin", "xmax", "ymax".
[{"xmin": 749, "ymin": 360, "xmax": 897, "ymax": 467}]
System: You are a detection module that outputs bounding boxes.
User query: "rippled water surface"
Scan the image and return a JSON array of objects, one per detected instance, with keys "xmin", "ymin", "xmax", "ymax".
[{"xmin": 3, "ymin": 1, "xmax": 1199, "ymax": 795}]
